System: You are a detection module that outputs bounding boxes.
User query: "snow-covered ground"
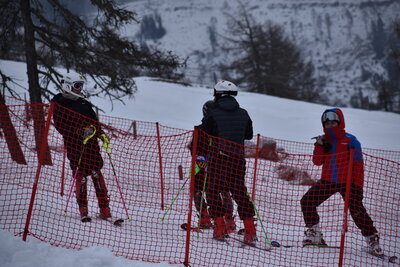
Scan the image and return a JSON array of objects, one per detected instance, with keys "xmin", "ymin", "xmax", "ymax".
[
  {"xmin": 1, "ymin": 58, "xmax": 399, "ymax": 266},
  {"xmin": 0, "ymin": 230, "xmax": 174, "ymax": 267}
]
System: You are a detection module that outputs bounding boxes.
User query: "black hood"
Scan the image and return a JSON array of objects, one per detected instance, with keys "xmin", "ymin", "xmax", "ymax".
[{"xmin": 215, "ymin": 95, "xmax": 239, "ymax": 111}]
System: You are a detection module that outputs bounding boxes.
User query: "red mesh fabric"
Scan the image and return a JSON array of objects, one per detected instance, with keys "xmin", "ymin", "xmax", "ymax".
[{"xmin": 1, "ymin": 95, "xmax": 399, "ymax": 266}]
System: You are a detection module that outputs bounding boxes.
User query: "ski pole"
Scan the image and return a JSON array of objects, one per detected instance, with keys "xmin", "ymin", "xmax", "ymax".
[
  {"xmin": 196, "ymin": 168, "xmax": 208, "ymax": 238},
  {"xmin": 63, "ymin": 125, "xmax": 97, "ymax": 215},
  {"xmin": 105, "ymin": 149, "xmax": 131, "ymax": 221},
  {"xmin": 195, "ymin": 138, "xmax": 213, "ymax": 236},
  {"xmin": 246, "ymin": 192, "xmax": 272, "ymax": 247},
  {"xmin": 160, "ymin": 165, "xmax": 200, "ymax": 222},
  {"xmin": 160, "ymin": 176, "xmax": 190, "ymax": 222}
]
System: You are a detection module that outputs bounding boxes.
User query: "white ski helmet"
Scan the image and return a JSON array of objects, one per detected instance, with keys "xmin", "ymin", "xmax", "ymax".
[
  {"xmin": 60, "ymin": 74, "xmax": 86, "ymax": 99},
  {"xmin": 213, "ymin": 80, "xmax": 238, "ymax": 96}
]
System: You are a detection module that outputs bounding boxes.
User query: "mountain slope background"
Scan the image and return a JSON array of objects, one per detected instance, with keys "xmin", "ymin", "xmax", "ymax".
[{"xmin": 121, "ymin": 0, "xmax": 400, "ymax": 109}]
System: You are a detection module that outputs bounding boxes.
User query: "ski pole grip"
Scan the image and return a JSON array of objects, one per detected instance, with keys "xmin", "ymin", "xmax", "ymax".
[{"xmin": 83, "ymin": 125, "xmax": 97, "ymax": 144}]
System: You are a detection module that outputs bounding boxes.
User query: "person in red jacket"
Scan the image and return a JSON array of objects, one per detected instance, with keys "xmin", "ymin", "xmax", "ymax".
[{"xmin": 300, "ymin": 108, "xmax": 383, "ymax": 256}]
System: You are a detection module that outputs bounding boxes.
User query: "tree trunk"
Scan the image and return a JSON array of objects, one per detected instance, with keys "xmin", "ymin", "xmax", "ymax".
[
  {"xmin": 20, "ymin": 0, "xmax": 52, "ymax": 165},
  {"xmin": 0, "ymin": 92, "xmax": 27, "ymax": 164}
]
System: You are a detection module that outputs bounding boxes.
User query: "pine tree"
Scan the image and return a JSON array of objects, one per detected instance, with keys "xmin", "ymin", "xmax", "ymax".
[
  {"xmin": 0, "ymin": 0, "xmax": 182, "ymax": 102},
  {"xmin": 0, "ymin": 0, "xmax": 182, "ymax": 164},
  {"xmin": 218, "ymin": 4, "xmax": 318, "ymax": 102}
]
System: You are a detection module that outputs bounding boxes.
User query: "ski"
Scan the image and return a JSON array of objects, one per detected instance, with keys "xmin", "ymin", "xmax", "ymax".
[
  {"xmin": 97, "ymin": 214, "xmax": 124, "ymax": 226},
  {"xmin": 180, "ymin": 223, "xmax": 212, "ymax": 232},
  {"xmin": 232, "ymin": 232, "xmax": 289, "ymax": 249},
  {"xmin": 81, "ymin": 216, "xmax": 92, "ymax": 223},
  {"xmin": 112, "ymin": 218, "xmax": 124, "ymax": 226},
  {"xmin": 302, "ymin": 244, "xmax": 341, "ymax": 249},
  {"xmin": 232, "ymin": 234, "xmax": 340, "ymax": 249},
  {"xmin": 213, "ymin": 236, "xmax": 230, "ymax": 245},
  {"xmin": 362, "ymin": 248, "xmax": 398, "ymax": 263},
  {"xmin": 230, "ymin": 236, "xmax": 272, "ymax": 251}
]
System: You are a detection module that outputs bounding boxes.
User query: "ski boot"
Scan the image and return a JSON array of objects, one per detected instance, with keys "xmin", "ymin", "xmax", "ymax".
[
  {"xmin": 303, "ymin": 224, "xmax": 327, "ymax": 247},
  {"xmin": 365, "ymin": 233, "xmax": 383, "ymax": 256},
  {"xmin": 243, "ymin": 217, "xmax": 257, "ymax": 246}
]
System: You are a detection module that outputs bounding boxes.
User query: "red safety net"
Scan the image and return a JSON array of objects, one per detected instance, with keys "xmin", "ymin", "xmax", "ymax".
[{"xmin": 1, "ymin": 95, "xmax": 399, "ymax": 266}]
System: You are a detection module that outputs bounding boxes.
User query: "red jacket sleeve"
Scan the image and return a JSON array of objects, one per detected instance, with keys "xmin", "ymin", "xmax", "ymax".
[{"xmin": 312, "ymin": 143, "xmax": 325, "ymax": 166}]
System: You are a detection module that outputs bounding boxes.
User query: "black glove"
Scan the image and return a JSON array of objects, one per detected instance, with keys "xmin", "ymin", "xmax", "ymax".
[{"xmin": 322, "ymin": 140, "xmax": 332, "ymax": 153}]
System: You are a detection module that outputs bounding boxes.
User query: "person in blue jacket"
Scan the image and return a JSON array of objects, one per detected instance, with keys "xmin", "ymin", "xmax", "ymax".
[{"xmin": 301, "ymin": 108, "xmax": 382, "ymax": 256}]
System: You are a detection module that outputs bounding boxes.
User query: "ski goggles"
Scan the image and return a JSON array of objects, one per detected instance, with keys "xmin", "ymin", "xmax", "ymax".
[
  {"xmin": 321, "ymin": 111, "xmax": 340, "ymax": 124},
  {"xmin": 72, "ymin": 81, "xmax": 84, "ymax": 90}
]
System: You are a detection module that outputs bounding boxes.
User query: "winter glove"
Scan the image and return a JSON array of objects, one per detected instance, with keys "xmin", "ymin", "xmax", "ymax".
[
  {"xmin": 321, "ymin": 139, "xmax": 332, "ymax": 153},
  {"xmin": 313, "ymin": 136, "xmax": 331, "ymax": 153},
  {"xmin": 196, "ymin": 155, "xmax": 208, "ymax": 169},
  {"xmin": 82, "ymin": 125, "xmax": 96, "ymax": 144},
  {"xmin": 100, "ymin": 133, "xmax": 110, "ymax": 153}
]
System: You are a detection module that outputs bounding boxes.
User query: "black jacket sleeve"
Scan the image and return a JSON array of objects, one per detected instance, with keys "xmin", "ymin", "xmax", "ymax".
[{"xmin": 245, "ymin": 117, "xmax": 253, "ymax": 140}]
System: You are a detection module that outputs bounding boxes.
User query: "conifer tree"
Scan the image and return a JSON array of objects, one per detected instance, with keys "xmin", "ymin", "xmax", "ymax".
[
  {"xmin": 219, "ymin": 4, "xmax": 318, "ymax": 102},
  {"xmin": 0, "ymin": 0, "xmax": 182, "ymax": 102}
]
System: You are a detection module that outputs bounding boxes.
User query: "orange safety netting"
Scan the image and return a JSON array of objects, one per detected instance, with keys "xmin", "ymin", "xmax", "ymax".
[{"xmin": 1, "ymin": 95, "xmax": 399, "ymax": 266}]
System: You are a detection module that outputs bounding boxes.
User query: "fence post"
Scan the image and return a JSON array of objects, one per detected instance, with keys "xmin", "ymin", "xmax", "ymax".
[
  {"xmin": 128, "ymin": 121, "xmax": 137, "ymax": 139},
  {"xmin": 251, "ymin": 134, "xmax": 261, "ymax": 201},
  {"xmin": 178, "ymin": 165, "xmax": 183, "ymax": 180},
  {"xmin": 23, "ymin": 102, "xmax": 54, "ymax": 241},
  {"xmin": 184, "ymin": 128, "xmax": 199, "ymax": 267},
  {"xmin": 338, "ymin": 148, "xmax": 355, "ymax": 267},
  {"xmin": 60, "ymin": 147, "xmax": 66, "ymax": 196},
  {"xmin": 156, "ymin": 122, "xmax": 165, "ymax": 210}
]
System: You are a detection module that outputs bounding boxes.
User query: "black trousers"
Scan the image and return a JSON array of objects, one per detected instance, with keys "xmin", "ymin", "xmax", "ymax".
[
  {"xmin": 193, "ymin": 169, "xmax": 233, "ymax": 216},
  {"xmin": 206, "ymin": 154, "xmax": 255, "ymax": 220},
  {"xmin": 300, "ymin": 180, "xmax": 377, "ymax": 237}
]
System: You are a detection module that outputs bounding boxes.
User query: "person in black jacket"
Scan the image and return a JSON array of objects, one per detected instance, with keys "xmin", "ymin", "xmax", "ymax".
[
  {"xmin": 51, "ymin": 74, "xmax": 111, "ymax": 222},
  {"xmin": 197, "ymin": 80, "xmax": 256, "ymax": 245},
  {"xmin": 188, "ymin": 100, "xmax": 235, "ymax": 231}
]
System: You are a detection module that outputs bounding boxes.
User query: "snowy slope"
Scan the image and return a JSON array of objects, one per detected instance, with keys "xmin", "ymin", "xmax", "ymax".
[{"xmin": 2, "ymin": 59, "xmax": 400, "ymax": 150}]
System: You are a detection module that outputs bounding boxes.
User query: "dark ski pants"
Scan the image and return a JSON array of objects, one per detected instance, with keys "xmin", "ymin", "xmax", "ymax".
[
  {"xmin": 300, "ymin": 180, "xmax": 378, "ymax": 237},
  {"xmin": 194, "ymin": 169, "xmax": 233, "ymax": 216},
  {"xmin": 75, "ymin": 169, "xmax": 110, "ymax": 214},
  {"xmin": 206, "ymin": 154, "xmax": 255, "ymax": 220}
]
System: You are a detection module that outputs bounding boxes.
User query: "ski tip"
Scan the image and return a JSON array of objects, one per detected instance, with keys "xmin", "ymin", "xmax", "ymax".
[
  {"xmin": 113, "ymin": 219, "xmax": 124, "ymax": 226},
  {"xmin": 388, "ymin": 255, "xmax": 398, "ymax": 263},
  {"xmin": 271, "ymin": 241, "xmax": 281, "ymax": 247},
  {"xmin": 81, "ymin": 216, "xmax": 92, "ymax": 223},
  {"xmin": 180, "ymin": 223, "xmax": 204, "ymax": 232},
  {"xmin": 213, "ymin": 237, "xmax": 229, "ymax": 244}
]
